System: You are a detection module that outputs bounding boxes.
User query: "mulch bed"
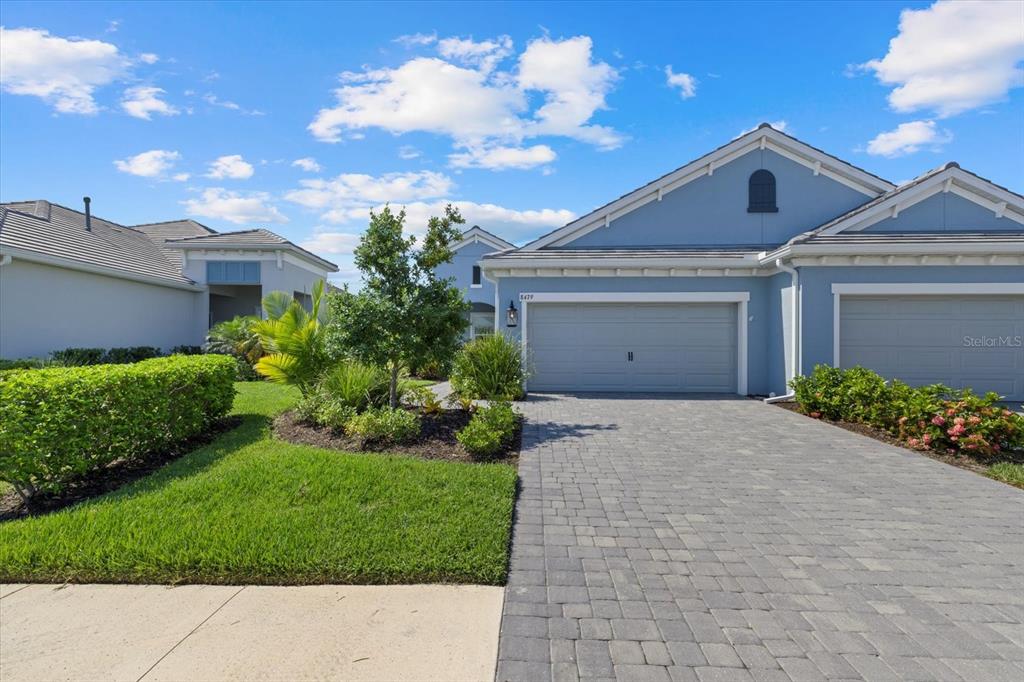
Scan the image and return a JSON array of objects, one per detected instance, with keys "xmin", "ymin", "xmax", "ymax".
[
  {"xmin": 0, "ymin": 416, "xmax": 242, "ymax": 522},
  {"xmin": 273, "ymin": 408, "xmax": 520, "ymax": 465},
  {"xmin": 773, "ymin": 401, "xmax": 1024, "ymax": 478}
]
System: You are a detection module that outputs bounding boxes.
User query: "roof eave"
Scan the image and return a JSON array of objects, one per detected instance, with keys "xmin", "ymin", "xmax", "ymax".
[{"xmin": 0, "ymin": 245, "xmax": 204, "ymax": 291}]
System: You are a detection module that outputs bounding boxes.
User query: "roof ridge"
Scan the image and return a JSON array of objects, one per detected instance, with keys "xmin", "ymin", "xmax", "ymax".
[{"xmin": 132, "ymin": 218, "xmax": 218, "ymax": 233}]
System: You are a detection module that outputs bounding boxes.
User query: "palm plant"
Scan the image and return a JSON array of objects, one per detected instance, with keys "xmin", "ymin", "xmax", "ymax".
[
  {"xmin": 252, "ymin": 280, "xmax": 329, "ymax": 395},
  {"xmin": 204, "ymin": 315, "xmax": 263, "ymax": 365}
]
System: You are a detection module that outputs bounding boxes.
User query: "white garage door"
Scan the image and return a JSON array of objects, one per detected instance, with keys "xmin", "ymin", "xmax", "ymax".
[
  {"xmin": 840, "ymin": 295, "xmax": 1024, "ymax": 400},
  {"xmin": 527, "ymin": 302, "xmax": 738, "ymax": 393}
]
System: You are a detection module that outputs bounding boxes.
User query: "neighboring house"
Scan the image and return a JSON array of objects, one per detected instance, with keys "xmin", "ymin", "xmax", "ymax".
[
  {"xmin": 478, "ymin": 124, "xmax": 1024, "ymax": 399},
  {"xmin": 435, "ymin": 225, "xmax": 514, "ymax": 340},
  {"xmin": 0, "ymin": 199, "xmax": 338, "ymax": 358}
]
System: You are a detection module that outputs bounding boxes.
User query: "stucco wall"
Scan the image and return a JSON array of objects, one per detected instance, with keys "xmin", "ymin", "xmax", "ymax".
[
  {"xmin": 0, "ymin": 258, "xmax": 204, "ymax": 358},
  {"xmin": 798, "ymin": 265, "xmax": 1024, "ymax": 373},
  {"xmin": 435, "ymin": 240, "xmax": 499, "ymax": 307},
  {"xmin": 494, "ymin": 275, "xmax": 784, "ymax": 395},
  {"xmin": 555, "ymin": 149, "xmax": 872, "ymax": 250},
  {"xmin": 861, "ymin": 192, "xmax": 1023, "ymax": 233}
]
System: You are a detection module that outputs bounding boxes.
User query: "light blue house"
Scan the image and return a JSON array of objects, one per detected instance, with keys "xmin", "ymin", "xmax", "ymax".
[
  {"xmin": 435, "ymin": 225, "xmax": 513, "ymax": 340},
  {"xmin": 477, "ymin": 124, "xmax": 1024, "ymax": 399}
]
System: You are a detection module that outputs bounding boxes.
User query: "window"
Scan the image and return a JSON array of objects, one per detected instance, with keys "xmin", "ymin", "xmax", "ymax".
[
  {"xmin": 748, "ymin": 169, "xmax": 778, "ymax": 213},
  {"xmin": 206, "ymin": 260, "xmax": 260, "ymax": 283},
  {"xmin": 471, "ymin": 265, "xmax": 482, "ymax": 286}
]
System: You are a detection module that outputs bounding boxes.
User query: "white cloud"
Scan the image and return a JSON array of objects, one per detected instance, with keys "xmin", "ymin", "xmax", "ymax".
[
  {"xmin": 449, "ymin": 144, "xmax": 556, "ymax": 170},
  {"xmin": 285, "ymin": 169, "xmax": 573, "ymax": 242},
  {"xmin": 866, "ymin": 120, "xmax": 952, "ymax": 157},
  {"xmin": 182, "ymin": 188, "xmax": 287, "ymax": 224},
  {"xmin": 394, "ymin": 32, "xmax": 437, "ymax": 48},
  {"xmin": 121, "ymin": 85, "xmax": 179, "ymax": 119},
  {"xmin": 664, "ymin": 66, "xmax": 697, "ymax": 98},
  {"xmin": 398, "ymin": 145, "xmax": 421, "ymax": 160},
  {"xmin": 308, "ymin": 34, "xmax": 623, "ymax": 164},
  {"xmin": 299, "ymin": 231, "xmax": 364, "ymax": 255},
  {"xmin": 206, "ymin": 154, "xmax": 255, "ymax": 180},
  {"xmin": 172, "ymin": 172, "xmax": 190, "ymax": 182},
  {"xmin": 861, "ymin": 0, "xmax": 1024, "ymax": 117},
  {"xmin": 291, "ymin": 157, "xmax": 321, "ymax": 172},
  {"xmin": 285, "ymin": 170, "xmax": 454, "ymax": 210},
  {"xmin": 438, "ymin": 35, "xmax": 513, "ymax": 74},
  {"xmin": 202, "ymin": 92, "xmax": 264, "ymax": 116},
  {"xmin": 736, "ymin": 120, "xmax": 788, "ymax": 137},
  {"xmin": 0, "ymin": 27, "xmax": 127, "ymax": 114},
  {"xmin": 517, "ymin": 36, "xmax": 622, "ymax": 149},
  {"xmin": 138, "ymin": 53, "xmax": 159, "ymax": 64},
  {"xmin": 113, "ymin": 149, "xmax": 181, "ymax": 177}
]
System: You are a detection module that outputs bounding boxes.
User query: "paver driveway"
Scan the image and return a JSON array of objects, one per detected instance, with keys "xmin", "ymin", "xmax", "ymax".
[{"xmin": 497, "ymin": 394, "xmax": 1024, "ymax": 682}]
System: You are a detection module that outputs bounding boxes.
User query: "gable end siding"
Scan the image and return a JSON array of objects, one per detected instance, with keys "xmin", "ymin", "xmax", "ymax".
[{"xmin": 551, "ymin": 149, "xmax": 870, "ymax": 250}]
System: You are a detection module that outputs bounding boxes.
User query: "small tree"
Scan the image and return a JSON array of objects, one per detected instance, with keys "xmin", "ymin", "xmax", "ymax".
[{"xmin": 325, "ymin": 205, "xmax": 468, "ymax": 407}]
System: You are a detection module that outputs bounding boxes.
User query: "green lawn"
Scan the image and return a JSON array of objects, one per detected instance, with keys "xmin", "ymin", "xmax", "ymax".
[
  {"xmin": 986, "ymin": 462, "xmax": 1024, "ymax": 489},
  {"xmin": 0, "ymin": 382, "xmax": 517, "ymax": 585}
]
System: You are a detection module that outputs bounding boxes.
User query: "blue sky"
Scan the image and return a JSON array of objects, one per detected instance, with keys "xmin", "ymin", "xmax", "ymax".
[{"xmin": 2, "ymin": 0, "xmax": 1022, "ymax": 283}]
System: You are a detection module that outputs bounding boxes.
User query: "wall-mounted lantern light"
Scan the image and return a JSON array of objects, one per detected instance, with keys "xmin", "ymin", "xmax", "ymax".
[{"xmin": 506, "ymin": 300, "xmax": 519, "ymax": 327}]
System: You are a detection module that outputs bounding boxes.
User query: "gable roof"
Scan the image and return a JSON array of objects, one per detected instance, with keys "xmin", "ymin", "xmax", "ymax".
[
  {"xmin": 793, "ymin": 163, "xmax": 1024, "ymax": 242},
  {"xmin": 167, "ymin": 228, "xmax": 339, "ymax": 272},
  {"xmin": 133, "ymin": 219, "xmax": 217, "ymax": 268},
  {"xmin": 0, "ymin": 201, "xmax": 200, "ymax": 289},
  {"xmin": 452, "ymin": 225, "xmax": 514, "ymax": 252},
  {"xmin": 519, "ymin": 123, "xmax": 896, "ymax": 251}
]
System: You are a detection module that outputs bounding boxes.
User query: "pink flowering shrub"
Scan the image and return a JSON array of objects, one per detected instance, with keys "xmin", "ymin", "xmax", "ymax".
[{"xmin": 791, "ymin": 365, "xmax": 1023, "ymax": 458}]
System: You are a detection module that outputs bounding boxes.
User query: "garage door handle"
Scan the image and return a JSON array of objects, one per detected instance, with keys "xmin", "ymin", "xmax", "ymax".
[{"xmin": 628, "ymin": 351, "xmax": 634, "ymax": 362}]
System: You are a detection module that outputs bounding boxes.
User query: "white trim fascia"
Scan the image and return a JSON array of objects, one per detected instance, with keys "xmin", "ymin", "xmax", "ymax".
[
  {"xmin": 518, "ymin": 291, "xmax": 751, "ymax": 303},
  {"xmin": 519, "ymin": 290, "xmax": 751, "ymax": 394},
  {"xmin": 762, "ymin": 240, "xmax": 1024, "ymax": 263},
  {"xmin": 173, "ymin": 248, "xmax": 334, "ymax": 277},
  {"xmin": 521, "ymin": 128, "xmax": 894, "ymax": 251},
  {"xmin": 818, "ymin": 169, "xmax": 1024, "ymax": 236},
  {"xmin": 469, "ymin": 283, "xmax": 482, "ymax": 288},
  {"xmin": 0, "ymin": 245, "xmax": 204, "ymax": 292},
  {"xmin": 831, "ymin": 283, "xmax": 1024, "ymax": 296},
  {"xmin": 483, "ymin": 255, "xmax": 763, "ymax": 270},
  {"xmin": 452, "ymin": 227, "xmax": 513, "ymax": 252},
  {"xmin": 830, "ymin": 282, "xmax": 1024, "ymax": 366}
]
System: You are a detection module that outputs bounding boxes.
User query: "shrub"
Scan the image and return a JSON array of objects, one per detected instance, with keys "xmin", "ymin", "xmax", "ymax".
[
  {"xmin": 0, "ymin": 355, "xmax": 236, "ymax": 501},
  {"xmin": 345, "ymin": 407, "xmax": 420, "ymax": 445},
  {"xmin": 319, "ymin": 360, "xmax": 395, "ymax": 413},
  {"xmin": 0, "ymin": 358, "xmax": 49, "ymax": 372},
  {"xmin": 790, "ymin": 365, "xmax": 1024, "ymax": 458},
  {"xmin": 170, "ymin": 345, "xmax": 204, "ymax": 355},
  {"xmin": 49, "ymin": 347, "xmax": 106, "ymax": 366},
  {"xmin": 457, "ymin": 401, "xmax": 519, "ymax": 458},
  {"xmin": 104, "ymin": 346, "xmax": 162, "ymax": 364},
  {"xmin": 450, "ymin": 333, "xmax": 524, "ymax": 400},
  {"xmin": 206, "ymin": 316, "xmax": 264, "ymax": 378}
]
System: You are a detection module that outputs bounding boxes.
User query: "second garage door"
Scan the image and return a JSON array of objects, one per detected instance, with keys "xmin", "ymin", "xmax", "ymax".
[
  {"xmin": 527, "ymin": 302, "xmax": 738, "ymax": 393},
  {"xmin": 839, "ymin": 295, "xmax": 1024, "ymax": 401}
]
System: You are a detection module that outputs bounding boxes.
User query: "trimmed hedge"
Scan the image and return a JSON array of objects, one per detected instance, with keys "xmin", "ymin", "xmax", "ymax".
[
  {"xmin": 791, "ymin": 365, "xmax": 1023, "ymax": 457},
  {"xmin": 0, "ymin": 355, "xmax": 236, "ymax": 500},
  {"xmin": 50, "ymin": 346, "xmax": 163, "ymax": 366}
]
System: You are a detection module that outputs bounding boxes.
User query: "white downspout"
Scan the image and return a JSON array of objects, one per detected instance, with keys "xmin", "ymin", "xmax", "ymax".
[{"xmin": 764, "ymin": 258, "xmax": 800, "ymax": 403}]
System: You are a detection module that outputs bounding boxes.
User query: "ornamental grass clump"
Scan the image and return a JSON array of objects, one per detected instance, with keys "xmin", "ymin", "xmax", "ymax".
[
  {"xmin": 791, "ymin": 365, "xmax": 1023, "ymax": 458},
  {"xmin": 450, "ymin": 333, "xmax": 525, "ymax": 400},
  {"xmin": 0, "ymin": 355, "xmax": 236, "ymax": 502}
]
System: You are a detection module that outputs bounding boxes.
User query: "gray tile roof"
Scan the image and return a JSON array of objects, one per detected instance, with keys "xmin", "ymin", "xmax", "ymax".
[
  {"xmin": 0, "ymin": 201, "xmax": 196, "ymax": 287},
  {"xmin": 801, "ymin": 232, "xmax": 1024, "ymax": 245},
  {"xmin": 132, "ymin": 219, "xmax": 216, "ymax": 268},
  {"xmin": 167, "ymin": 228, "xmax": 338, "ymax": 271}
]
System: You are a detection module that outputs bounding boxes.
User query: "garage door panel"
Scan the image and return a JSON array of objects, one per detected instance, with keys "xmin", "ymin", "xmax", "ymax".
[
  {"xmin": 528, "ymin": 302, "xmax": 738, "ymax": 393},
  {"xmin": 840, "ymin": 295, "xmax": 1024, "ymax": 401}
]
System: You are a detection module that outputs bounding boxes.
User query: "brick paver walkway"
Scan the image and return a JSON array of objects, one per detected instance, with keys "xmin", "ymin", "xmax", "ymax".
[{"xmin": 496, "ymin": 394, "xmax": 1024, "ymax": 682}]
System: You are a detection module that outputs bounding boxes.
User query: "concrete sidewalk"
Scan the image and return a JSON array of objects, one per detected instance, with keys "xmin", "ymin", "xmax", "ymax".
[{"xmin": 1, "ymin": 583, "xmax": 503, "ymax": 682}]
